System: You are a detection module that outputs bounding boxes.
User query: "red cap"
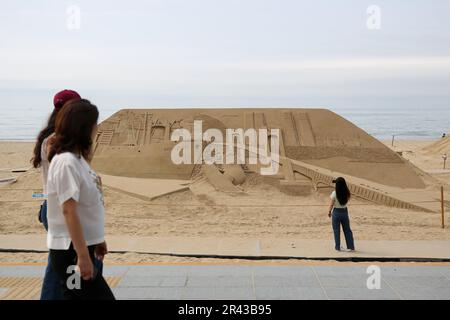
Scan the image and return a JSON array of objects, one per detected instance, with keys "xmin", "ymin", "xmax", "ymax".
[{"xmin": 53, "ymin": 89, "xmax": 81, "ymax": 109}]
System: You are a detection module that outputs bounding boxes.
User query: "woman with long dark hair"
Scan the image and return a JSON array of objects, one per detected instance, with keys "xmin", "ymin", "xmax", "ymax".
[
  {"xmin": 46, "ymin": 99, "xmax": 114, "ymax": 300},
  {"xmin": 32, "ymin": 89, "xmax": 81, "ymax": 300},
  {"xmin": 32, "ymin": 90, "xmax": 81, "ymax": 169},
  {"xmin": 327, "ymin": 177, "xmax": 355, "ymax": 251}
]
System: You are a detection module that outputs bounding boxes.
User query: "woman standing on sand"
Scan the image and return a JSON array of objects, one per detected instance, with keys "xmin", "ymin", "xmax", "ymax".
[
  {"xmin": 46, "ymin": 99, "xmax": 114, "ymax": 300},
  {"xmin": 327, "ymin": 177, "xmax": 355, "ymax": 252},
  {"xmin": 32, "ymin": 89, "xmax": 84, "ymax": 300}
]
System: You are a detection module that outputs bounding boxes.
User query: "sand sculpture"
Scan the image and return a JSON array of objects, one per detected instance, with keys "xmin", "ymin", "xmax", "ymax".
[
  {"xmin": 422, "ymin": 136, "xmax": 450, "ymax": 155},
  {"xmin": 91, "ymin": 108, "xmax": 442, "ymax": 212}
]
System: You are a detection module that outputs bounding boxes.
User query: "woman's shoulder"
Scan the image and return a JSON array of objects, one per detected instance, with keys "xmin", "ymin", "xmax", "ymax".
[
  {"xmin": 50, "ymin": 152, "xmax": 81, "ymax": 168},
  {"xmin": 48, "ymin": 153, "xmax": 84, "ymax": 183},
  {"xmin": 42, "ymin": 133, "xmax": 54, "ymax": 145},
  {"xmin": 330, "ymin": 190, "xmax": 336, "ymax": 199},
  {"xmin": 41, "ymin": 134, "xmax": 53, "ymax": 160}
]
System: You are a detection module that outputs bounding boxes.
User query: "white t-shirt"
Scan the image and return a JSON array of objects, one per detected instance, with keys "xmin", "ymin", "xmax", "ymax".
[
  {"xmin": 46, "ymin": 152, "xmax": 105, "ymax": 250},
  {"xmin": 330, "ymin": 190, "xmax": 347, "ymax": 209},
  {"xmin": 40, "ymin": 136, "xmax": 51, "ymax": 195}
]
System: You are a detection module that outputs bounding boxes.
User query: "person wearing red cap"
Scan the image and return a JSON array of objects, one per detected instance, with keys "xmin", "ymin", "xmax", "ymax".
[
  {"xmin": 31, "ymin": 89, "xmax": 89, "ymax": 300},
  {"xmin": 52, "ymin": 89, "xmax": 81, "ymax": 110},
  {"xmin": 32, "ymin": 90, "xmax": 82, "ymax": 209}
]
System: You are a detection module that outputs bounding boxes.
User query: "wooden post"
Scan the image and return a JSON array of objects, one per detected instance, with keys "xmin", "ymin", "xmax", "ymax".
[{"xmin": 442, "ymin": 186, "xmax": 445, "ymax": 229}]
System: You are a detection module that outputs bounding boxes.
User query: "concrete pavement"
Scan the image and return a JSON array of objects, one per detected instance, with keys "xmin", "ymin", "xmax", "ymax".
[
  {"xmin": 1, "ymin": 264, "xmax": 449, "ymax": 300},
  {"xmin": 1, "ymin": 235, "xmax": 450, "ymax": 260}
]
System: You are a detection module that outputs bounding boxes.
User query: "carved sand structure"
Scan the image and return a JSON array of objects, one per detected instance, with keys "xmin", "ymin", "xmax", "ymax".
[{"xmin": 91, "ymin": 108, "xmax": 443, "ymax": 212}]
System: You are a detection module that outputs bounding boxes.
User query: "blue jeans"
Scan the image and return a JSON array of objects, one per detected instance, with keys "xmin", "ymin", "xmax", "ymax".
[
  {"xmin": 39, "ymin": 200, "xmax": 104, "ymax": 300},
  {"xmin": 331, "ymin": 207, "xmax": 355, "ymax": 251}
]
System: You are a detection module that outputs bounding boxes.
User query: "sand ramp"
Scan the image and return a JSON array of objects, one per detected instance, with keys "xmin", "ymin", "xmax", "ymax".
[
  {"xmin": 101, "ymin": 174, "xmax": 190, "ymax": 201},
  {"xmin": 422, "ymin": 136, "xmax": 450, "ymax": 155},
  {"xmin": 289, "ymin": 159, "xmax": 445, "ymax": 213}
]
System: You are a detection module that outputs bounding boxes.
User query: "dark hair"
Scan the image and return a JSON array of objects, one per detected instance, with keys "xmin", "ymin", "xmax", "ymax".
[
  {"xmin": 31, "ymin": 109, "xmax": 59, "ymax": 168},
  {"xmin": 48, "ymin": 99, "xmax": 99, "ymax": 163},
  {"xmin": 334, "ymin": 177, "xmax": 351, "ymax": 205}
]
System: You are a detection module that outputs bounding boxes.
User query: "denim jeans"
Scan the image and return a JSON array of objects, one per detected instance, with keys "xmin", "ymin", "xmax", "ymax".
[
  {"xmin": 331, "ymin": 207, "xmax": 355, "ymax": 251},
  {"xmin": 39, "ymin": 200, "xmax": 104, "ymax": 300}
]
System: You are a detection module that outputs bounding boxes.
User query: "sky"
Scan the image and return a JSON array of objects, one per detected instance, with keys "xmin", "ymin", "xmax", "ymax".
[{"xmin": 0, "ymin": 0, "xmax": 450, "ymax": 113}]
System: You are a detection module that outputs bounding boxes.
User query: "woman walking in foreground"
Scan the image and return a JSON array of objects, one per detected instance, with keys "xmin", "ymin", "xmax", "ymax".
[
  {"xmin": 32, "ymin": 89, "xmax": 82, "ymax": 300},
  {"xmin": 47, "ymin": 99, "xmax": 114, "ymax": 300},
  {"xmin": 328, "ymin": 177, "xmax": 355, "ymax": 252}
]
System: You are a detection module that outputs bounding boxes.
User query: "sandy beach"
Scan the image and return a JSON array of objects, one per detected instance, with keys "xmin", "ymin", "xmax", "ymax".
[{"xmin": 0, "ymin": 138, "xmax": 449, "ymax": 264}]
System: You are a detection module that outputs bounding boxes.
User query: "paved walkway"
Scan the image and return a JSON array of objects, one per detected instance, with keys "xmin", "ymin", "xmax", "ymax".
[
  {"xmin": 1, "ymin": 235, "xmax": 450, "ymax": 260},
  {"xmin": 0, "ymin": 264, "xmax": 449, "ymax": 300}
]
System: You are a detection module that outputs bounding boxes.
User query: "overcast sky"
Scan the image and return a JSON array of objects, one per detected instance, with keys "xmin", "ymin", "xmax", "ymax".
[{"xmin": 1, "ymin": 0, "xmax": 449, "ymax": 112}]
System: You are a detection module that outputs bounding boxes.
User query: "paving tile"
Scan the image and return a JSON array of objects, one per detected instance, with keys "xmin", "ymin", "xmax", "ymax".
[
  {"xmin": 252, "ymin": 266, "xmax": 315, "ymax": 277},
  {"xmin": 102, "ymin": 266, "xmax": 130, "ymax": 277},
  {"xmin": 283, "ymin": 287, "xmax": 327, "ymax": 300},
  {"xmin": 381, "ymin": 266, "xmax": 449, "ymax": 277},
  {"xmin": 181, "ymin": 283, "xmax": 254, "ymax": 299},
  {"xmin": 394, "ymin": 286, "xmax": 450, "ymax": 300},
  {"xmin": 159, "ymin": 276, "xmax": 187, "ymax": 287},
  {"xmin": 179, "ymin": 287, "xmax": 216, "ymax": 300},
  {"xmin": 0, "ymin": 266, "xmax": 45, "ymax": 277},
  {"xmin": 324, "ymin": 287, "xmax": 400, "ymax": 300},
  {"xmin": 1, "ymin": 265, "xmax": 449, "ymax": 300},
  {"xmin": 186, "ymin": 276, "xmax": 217, "ymax": 287},
  {"xmin": 127, "ymin": 266, "xmax": 188, "ymax": 277},
  {"xmin": 317, "ymin": 275, "xmax": 369, "ymax": 288},
  {"xmin": 383, "ymin": 275, "xmax": 450, "ymax": 289},
  {"xmin": 142, "ymin": 287, "xmax": 182, "ymax": 300},
  {"xmin": 187, "ymin": 276, "xmax": 252, "ymax": 288},
  {"xmin": 254, "ymin": 286, "xmax": 285, "ymax": 300},
  {"xmin": 215, "ymin": 276, "xmax": 252, "ymax": 287},
  {"xmin": 214, "ymin": 286, "xmax": 254, "ymax": 300},
  {"xmin": 118, "ymin": 276, "xmax": 162, "ymax": 287},
  {"xmin": 253, "ymin": 275, "xmax": 319, "ymax": 287},
  {"xmin": 255, "ymin": 286, "xmax": 326, "ymax": 300},
  {"xmin": 112, "ymin": 287, "xmax": 152, "ymax": 300},
  {"xmin": 431, "ymin": 267, "xmax": 450, "ymax": 279},
  {"xmin": 313, "ymin": 266, "xmax": 368, "ymax": 276},
  {"xmin": 187, "ymin": 266, "xmax": 252, "ymax": 277},
  {"xmin": 113, "ymin": 287, "xmax": 181, "ymax": 300}
]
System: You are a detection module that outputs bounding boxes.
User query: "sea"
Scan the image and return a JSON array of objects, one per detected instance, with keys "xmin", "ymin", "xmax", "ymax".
[{"xmin": 0, "ymin": 105, "xmax": 448, "ymax": 141}]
